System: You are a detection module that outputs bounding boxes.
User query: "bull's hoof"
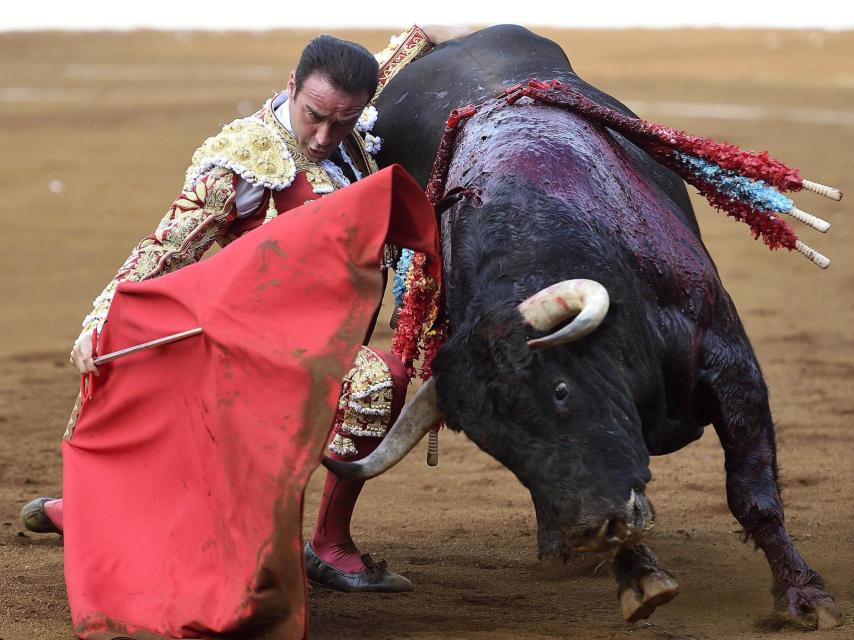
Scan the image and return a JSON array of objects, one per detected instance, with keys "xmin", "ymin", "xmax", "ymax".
[
  {"xmin": 619, "ymin": 570, "xmax": 679, "ymax": 623},
  {"xmin": 775, "ymin": 590, "xmax": 841, "ymax": 629},
  {"xmin": 816, "ymin": 603, "xmax": 842, "ymax": 630},
  {"xmin": 619, "ymin": 587, "xmax": 648, "ymax": 622},
  {"xmin": 774, "ymin": 578, "xmax": 841, "ymax": 630}
]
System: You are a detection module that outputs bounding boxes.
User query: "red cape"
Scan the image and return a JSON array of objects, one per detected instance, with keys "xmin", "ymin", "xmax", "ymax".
[{"xmin": 62, "ymin": 165, "xmax": 439, "ymax": 640}]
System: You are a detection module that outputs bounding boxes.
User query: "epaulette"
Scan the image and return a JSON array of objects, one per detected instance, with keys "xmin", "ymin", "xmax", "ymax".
[{"xmin": 183, "ymin": 109, "xmax": 297, "ymax": 192}]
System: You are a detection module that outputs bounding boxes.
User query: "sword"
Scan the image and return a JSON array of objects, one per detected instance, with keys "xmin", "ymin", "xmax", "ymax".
[{"xmin": 93, "ymin": 327, "xmax": 204, "ymax": 366}]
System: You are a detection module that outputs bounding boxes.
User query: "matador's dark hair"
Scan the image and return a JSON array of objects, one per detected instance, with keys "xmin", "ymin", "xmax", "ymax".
[{"xmin": 294, "ymin": 35, "xmax": 379, "ymax": 100}]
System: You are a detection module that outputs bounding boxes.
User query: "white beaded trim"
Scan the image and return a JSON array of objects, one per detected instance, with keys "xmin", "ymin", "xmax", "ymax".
[
  {"xmin": 347, "ymin": 401, "xmax": 391, "ymax": 417},
  {"xmin": 340, "ymin": 427, "xmax": 386, "ymax": 438},
  {"xmin": 184, "ymin": 154, "xmax": 296, "ymax": 193},
  {"xmin": 350, "ymin": 380, "xmax": 393, "ymax": 400}
]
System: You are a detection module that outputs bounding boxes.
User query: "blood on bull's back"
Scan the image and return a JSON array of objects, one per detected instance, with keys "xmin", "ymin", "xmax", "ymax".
[{"xmin": 442, "ymin": 97, "xmax": 723, "ymax": 321}]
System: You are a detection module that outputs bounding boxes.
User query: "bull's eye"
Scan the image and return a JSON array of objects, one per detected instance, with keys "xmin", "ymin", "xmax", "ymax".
[{"xmin": 554, "ymin": 382, "xmax": 569, "ymax": 401}]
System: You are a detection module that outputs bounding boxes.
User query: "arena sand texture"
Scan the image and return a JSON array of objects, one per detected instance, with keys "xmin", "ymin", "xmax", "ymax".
[{"xmin": 0, "ymin": 27, "xmax": 852, "ymax": 640}]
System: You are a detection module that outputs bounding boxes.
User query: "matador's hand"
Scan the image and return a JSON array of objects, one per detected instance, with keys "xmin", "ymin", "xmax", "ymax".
[{"xmin": 70, "ymin": 332, "xmax": 99, "ymax": 376}]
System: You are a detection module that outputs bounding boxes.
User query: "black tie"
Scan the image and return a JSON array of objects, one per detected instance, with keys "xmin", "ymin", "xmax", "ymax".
[{"xmin": 330, "ymin": 148, "xmax": 358, "ymax": 184}]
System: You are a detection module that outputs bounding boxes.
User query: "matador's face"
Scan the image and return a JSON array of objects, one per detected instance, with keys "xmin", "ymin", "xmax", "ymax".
[{"xmin": 287, "ymin": 71, "xmax": 369, "ymax": 163}]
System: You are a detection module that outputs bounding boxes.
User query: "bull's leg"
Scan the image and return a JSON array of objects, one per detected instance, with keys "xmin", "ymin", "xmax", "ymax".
[
  {"xmin": 615, "ymin": 544, "xmax": 679, "ymax": 622},
  {"xmin": 705, "ymin": 345, "xmax": 840, "ymax": 629}
]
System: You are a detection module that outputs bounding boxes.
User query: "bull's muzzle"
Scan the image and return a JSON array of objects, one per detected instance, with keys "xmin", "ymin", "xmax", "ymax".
[
  {"xmin": 517, "ymin": 279, "xmax": 609, "ymax": 349},
  {"xmin": 322, "ymin": 378, "xmax": 441, "ymax": 480},
  {"xmin": 571, "ymin": 489, "xmax": 655, "ymax": 553}
]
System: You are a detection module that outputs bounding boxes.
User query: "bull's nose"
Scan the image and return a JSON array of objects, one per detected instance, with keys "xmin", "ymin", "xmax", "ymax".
[
  {"xmin": 572, "ymin": 490, "xmax": 655, "ymax": 552},
  {"xmin": 603, "ymin": 518, "xmax": 633, "ymax": 546}
]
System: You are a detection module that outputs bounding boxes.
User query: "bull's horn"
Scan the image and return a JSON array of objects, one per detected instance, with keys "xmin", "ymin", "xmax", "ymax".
[
  {"xmin": 322, "ymin": 378, "xmax": 441, "ymax": 479},
  {"xmin": 518, "ymin": 279, "xmax": 610, "ymax": 349}
]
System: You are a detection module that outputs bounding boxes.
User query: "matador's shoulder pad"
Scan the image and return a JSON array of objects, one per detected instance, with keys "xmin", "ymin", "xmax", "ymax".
[{"xmin": 183, "ymin": 112, "xmax": 297, "ymax": 193}]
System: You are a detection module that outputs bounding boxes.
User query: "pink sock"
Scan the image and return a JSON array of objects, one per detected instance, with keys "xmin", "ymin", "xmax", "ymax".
[
  {"xmin": 44, "ymin": 498, "xmax": 64, "ymax": 532},
  {"xmin": 310, "ymin": 436, "xmax": 381, "ymax": 573}
]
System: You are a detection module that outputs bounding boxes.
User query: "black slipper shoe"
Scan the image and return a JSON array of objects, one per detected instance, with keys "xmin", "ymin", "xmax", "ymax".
[
  {"xmin": 20, "ymin": 497, "xmax": 62, "ymax": 535},
  {"xmin": 304, "ymin": 542, "xmax": 412, "ymax": 593}
]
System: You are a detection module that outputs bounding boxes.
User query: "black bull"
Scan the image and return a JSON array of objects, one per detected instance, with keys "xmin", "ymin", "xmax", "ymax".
[{"xmin": 334, "ymin": 25, "xmax": 839, "ymax": 626}]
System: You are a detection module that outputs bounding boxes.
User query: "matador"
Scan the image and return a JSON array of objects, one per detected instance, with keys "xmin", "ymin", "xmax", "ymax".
[{"xmin": 21, "ymin": 25, "xmax": 445, "ymax": 593}]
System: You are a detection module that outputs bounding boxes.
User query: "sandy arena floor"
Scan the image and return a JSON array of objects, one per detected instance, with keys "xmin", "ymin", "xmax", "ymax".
[{"xmin": 0, "ymin": 27, "xmax": 852, "ymax": 640}]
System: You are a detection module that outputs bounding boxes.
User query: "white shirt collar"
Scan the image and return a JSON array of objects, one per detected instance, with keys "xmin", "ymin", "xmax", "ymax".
[{"xmin": 273, "ymin": 94, "xmax": 294, "ymax": 133}]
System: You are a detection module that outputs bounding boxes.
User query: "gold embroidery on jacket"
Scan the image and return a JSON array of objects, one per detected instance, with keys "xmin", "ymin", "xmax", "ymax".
[
  {"xmin": 185, "ymin": 118, "xmax": 296, "ymax": 192},
  {"xmin": 328, "ymin": 347, "xmax": 396, "ymax": 456}
]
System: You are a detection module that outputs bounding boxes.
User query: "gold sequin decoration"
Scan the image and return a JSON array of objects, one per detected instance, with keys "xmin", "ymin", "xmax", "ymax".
[
  {"xmin": 263, "ymin": 192, "xmax": 278, "ymax": 223},
  {"xmin": 185, "ymin": 116, "xmax": 296, "ymax": 191},
  {"xmin": 331, "ymin": 347, "xmax": 397, "ymax": 455},
  {"xmin": 328, "ymin": 434, "xmax": 358, "ymax": 456}
]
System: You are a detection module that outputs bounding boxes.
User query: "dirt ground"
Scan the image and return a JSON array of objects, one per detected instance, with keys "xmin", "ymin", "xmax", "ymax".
[{"xmin": 1, "ymin": 27, "xmax": 852, "ymax": 640}]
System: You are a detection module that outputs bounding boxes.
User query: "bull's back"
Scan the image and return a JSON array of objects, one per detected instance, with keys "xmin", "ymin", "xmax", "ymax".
[
  {"xmin": 377, "ymin": 25, "xmax": 580, "ymax": 186},
  {"xmin": 375, "ymin": 25, "xmax": 696, "ymax": 233}
]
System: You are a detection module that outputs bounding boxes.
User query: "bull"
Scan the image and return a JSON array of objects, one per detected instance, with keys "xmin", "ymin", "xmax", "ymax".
[{"xmin": 325, "ymin": 25, "xmax": 839, "ymax": 628}]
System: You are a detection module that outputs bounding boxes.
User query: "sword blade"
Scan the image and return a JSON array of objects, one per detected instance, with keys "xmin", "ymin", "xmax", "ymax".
[{"xmin": 93, "ymin": 327, "xmax": 204, "ymax": 366}]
